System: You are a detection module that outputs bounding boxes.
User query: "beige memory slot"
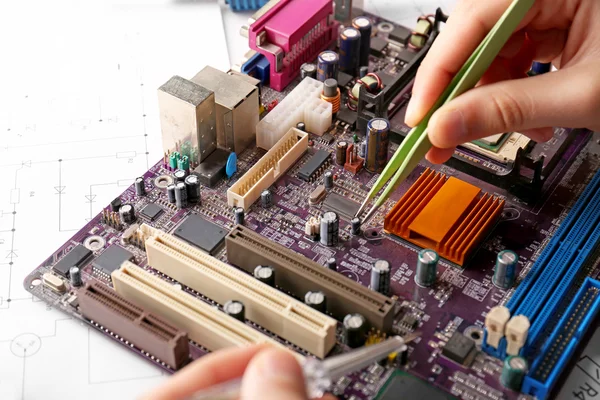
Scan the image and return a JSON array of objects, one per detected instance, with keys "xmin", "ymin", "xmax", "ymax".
[
  {"xmin": 112, "ymin": 261, "xmax": 299, "ymax": 360},
  {"xmin": 139, "ymin": 224, "xmax": 337, "ymax": 358}
]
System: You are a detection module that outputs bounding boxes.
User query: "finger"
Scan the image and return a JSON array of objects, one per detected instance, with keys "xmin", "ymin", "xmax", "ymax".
[
  {"xmin": 427, "ymin": 66, "xmax": 597, "ymax": 149},
  {"xmin": 241, "ymin": 349, "xmax": 307, "ymax": 400},
  {"xmin": 527, "ymin": 28, "xmax": 567, "ymax": 62},
  {"xmin": 405, "ymin": 0, "xmax": 536, "ymax": 126},
  {"xmin": 426, "ymin": 147, "xmax": 455, "ymax": 164},
  {"xmin": 520, "ymin": 127, "xmax": 555, "ymax": 142},
  {"xmin": 144, "ymin": 345, "xmax": 268, "ymax": 400}
]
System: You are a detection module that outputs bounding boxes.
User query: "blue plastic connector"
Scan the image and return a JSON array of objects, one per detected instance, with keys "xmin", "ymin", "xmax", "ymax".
[
  {"xmin": 241, "ymin": 53, "xmax": 270, "ymax": 85},
  {"xmin": 226, "ymin": 0, "xmax": 269, "ymax": 12}
]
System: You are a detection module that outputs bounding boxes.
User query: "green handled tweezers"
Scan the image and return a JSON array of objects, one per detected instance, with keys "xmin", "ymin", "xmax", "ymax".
[{"xmin": 356, "ymin": 0, "xmax": 535, "ymax": 222}]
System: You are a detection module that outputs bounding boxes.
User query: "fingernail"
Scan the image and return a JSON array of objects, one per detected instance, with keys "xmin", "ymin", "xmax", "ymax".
[
  {"xmin": 430, "ymin": 109, "xmax": 467, "ymax": 145},
  {"xmin": 405, "ymin": 98, "xmax": 421, "ymax": 125}
]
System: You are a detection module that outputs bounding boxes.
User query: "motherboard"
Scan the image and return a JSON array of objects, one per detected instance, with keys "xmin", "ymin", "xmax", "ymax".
[{"xmin": 25, "ymin": 1, "xmax": 600, "ymax": 399}]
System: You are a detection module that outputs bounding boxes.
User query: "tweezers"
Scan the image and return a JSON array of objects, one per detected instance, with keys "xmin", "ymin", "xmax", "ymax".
[{"xmin": 355, "ymin": 0, "xmax": 536, "ymax": 222}]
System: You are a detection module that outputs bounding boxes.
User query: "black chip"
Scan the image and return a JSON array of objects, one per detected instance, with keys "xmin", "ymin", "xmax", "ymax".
[
  {"xmin": 398, "ymin": 49, "xmax": 417, "ymax": 64},
  {"xmin": 53, "ymin": 244, "xmax": 93, "ymax": 277},
  {"xmin": 297, "ymin": 149, "xmax": 331, "ymax": 181},
  {"xmin": 375, "ymin": 371, "xmax": 454, "ymax": 400},
  {"xmin": 369, "ymin": 36, "xmax": 388, "ymax": 57},
  {"xmin": 174, "ymin": 214, "xmax": 227, "ymax": 255},
  {"xmin": 337, "ymin": 107, "xmax": 358, "ymax": 127},
  {"xmin": 194, "ymin": 148, "xmax": 229, "ymax": 187},
  {"xmin": 389, "ymin": 26, "xmax": 411, "ymax": 45},
  {"xmin": 442, "ymin": 332, "xmax": 476, "ymax": 365},
  {"xmin": 92, "ymin": 245, "xmax": 134, "ymax": 275},
  {"xmin": 336, "ymin": 71, "xmax": 354, "ymax": 88},
  {"xmin": 140, "ymin": 203, "xmax": 163, "ymax": 221},
  {"xmin": 110, "ymin": 197, "xmax": 122, "ymax": 212},
  {"xmin": 323, "ymin": 193, "xmax": 360, "ymax": 221}
]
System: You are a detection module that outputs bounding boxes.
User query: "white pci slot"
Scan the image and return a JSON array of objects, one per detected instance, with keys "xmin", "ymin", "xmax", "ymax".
[
  {"xmin": 227, "ymin": 127, "xmax": 308, "ymax": 210},
  {"xmin": 139, "ymin": 224, "xmax": 337, "ymax": 358}
]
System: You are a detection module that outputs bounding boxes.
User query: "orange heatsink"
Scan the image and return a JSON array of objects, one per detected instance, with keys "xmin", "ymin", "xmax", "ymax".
[{"xmin": 383, "ymin": 168, "xmax": 504, "ymax": 265}]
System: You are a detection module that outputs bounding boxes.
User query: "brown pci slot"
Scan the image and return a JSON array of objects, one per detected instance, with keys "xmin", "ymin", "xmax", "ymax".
[
  {"xmin": 226, "ymin": 225, "xmax": 396, "ymax": 332},
  {"xmin": 78, "ymin": 281, "xmax": 189, "ymax": 370}
]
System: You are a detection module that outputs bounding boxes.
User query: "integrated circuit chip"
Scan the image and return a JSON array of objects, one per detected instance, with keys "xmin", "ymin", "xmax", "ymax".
[
  {"xmin": 140, "ymin": 203, "xmax": 163, "ymax": 221},
  {"xmin": 92, "ymin": 245, "xmax": 135, "ymax": 276},
  {"xmin": 53, "ymin": 244, "xmax": 92, "ymax": 277},
  {"xmin": 336, "ymin": 71, "xmax": 353, "ymax": 88},
  {"xmin": 323, "ymin": 193, "xmax": 360, "ymax": 221},
  {"xmin": 173, "ymin": 214, "xmax": 227, "ymax": 255},
  {"xmin": 389, "ymin": 26, "xmax": 411, "ymax": 45},
  {"xmin": 442, "ymin": 332, "xmax": 476, "ymax": 365},
  {"xmin": 369, "ymin": 36, "xmax": 388, "ymax": 56},
  {"xmin": 375, "ymin": 371, "xmax": 454, "ymax": 400},
  {"xmin": 398, "ymin": 49, "xmax": 417, "ymax": 64},
  {"xmin": 297, "ymin": 149, "xmax": 331, "ymax": 181}
]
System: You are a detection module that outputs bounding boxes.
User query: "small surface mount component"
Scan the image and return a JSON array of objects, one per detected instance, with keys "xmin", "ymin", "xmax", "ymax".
[
  {"xmin": 52, "ymin": 244, "xmax": 93, "ymax": 278},
  {"xmin": 78, "ymin": 281, "xmax": 190, "ymax": 370},
  {"xmin": 442, "ymin": 333, "xmax": 476, "ymax": 365},
  {"xmin": 92, "ymin": 245, "xmax": 135, "ymax": 278},
  {"xmin": 323, "ymin": 192, "xmax": 360, "ymax": 221},
  {"xmin": 173, "ymin": 214, "xmax": 228, "ymax": 256},
  {"xmin": 375, "ymin": 371, "xmax": 454, "ymax": 400},
  {"xmin": 384, "ymin": 168, "xmax": 504, "ymax": 265},
  {"xmin": 298, "ymin": 149, "xmax": 331, "ymax": 182},
  {"xmin": 140, "ymin": 203, "xmax": 163, "ymax": 221}
]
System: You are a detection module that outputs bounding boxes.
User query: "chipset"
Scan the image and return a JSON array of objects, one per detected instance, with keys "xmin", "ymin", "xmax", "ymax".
[
  {"xmin": 384, "ymin": 168, "xmax": 504, "ymax": 265},
  {"xmin": 173, "ymin": 214, "xmax": 227, "ymax": 255},
  {"xmin": 92, "ymin": 245, "xmax": 135, "ymax": 278}
]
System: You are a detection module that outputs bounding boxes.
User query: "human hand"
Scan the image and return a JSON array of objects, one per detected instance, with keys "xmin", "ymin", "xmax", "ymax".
[
  {"xmin": 142, "ymin": 345, "xmax": 337, "ymax": 400},
  {"xmin": 405, "ymin": 0, "xmax": 600, "ymax": 163}
]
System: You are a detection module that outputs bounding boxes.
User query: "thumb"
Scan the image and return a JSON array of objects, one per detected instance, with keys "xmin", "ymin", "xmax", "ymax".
[
  {"xmin": 427, "ymin": 65, "xmax": 597, "ymax": 149},
  {"xmin": 240, "ymin": 349, "xmax": 307, "ymax": 400}
]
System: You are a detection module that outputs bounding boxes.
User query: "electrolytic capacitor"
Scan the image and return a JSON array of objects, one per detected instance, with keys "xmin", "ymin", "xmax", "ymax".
[
  {"xmin": 320, "ymin": 211, "xmax": 339, "ymax": 247},
  {"xmin": 365, "ymin": 118, "xmax": 390, "ymax": 173},
  {"xmin": 119, "ymin": 203, "xmax": 136, "ymax": 224},
  {"xmin": 317, "ymin": 50, "xmax": 339, "ymax": 81},
  {"xmin": 336, "ymin": 141, "xmax": 348, "ymax": 165},
  {"xmin": 134, "ymin": 177, "xmax": 146, "ymax": 196},
  {"xmin": 370, "ymin": 259, "xmax": 391, "ymax": 295},
  {"xmin": 323, "ymin": 171, "xmax": 334, "ymax": 189},
  {"xmin": 343, "ymin": 313, "xmax": 367, "ymax": 348},
  {"xmin": 174, "ymin": 182, "xmax": 188, "ymax": 209},
  {"xmin": 493, "ymin": 250, "xmax": 518, "ymax": 289},
  {"xmin": 173, "ymin": 169, "xmax": 187, "ymax": 182},
  {"xmin": 352, "ymin": 16, "xmax": 372, "ymax": 68},
  {"xmin": 339, "ymin": 27, "xmax": 361, "ymax": 76},
  {"xmin": 166, "ymin": 184, "xmax": 176, "ymax": 204},
  {"xmin": 305, "ymin": 291, "xmax": 327, "ymax": 313},
  {"xmin": 358, "ymin": 140, "xmax": 367, "ymax": 158},
  {"xmin": 501, "ymin": 356, "xmax": 528, "ymax": 391},
  {"xmin": 261, "ymin": 189, "xmax": 272, "ymax": 208},
  {"xmin": 184, "ymin": 174, "xmax": 201, "ymax": 204},
  {"xmin": 69, "ymin": 266, "xmax": 83, "ymax": 287},
  {"xmin": 351, "ymin": 217, "xmax": 361, "ymax": 235},
  {"xmin": 223, "ymin": 300, "xmax": 245, "ymax": 322},
  {"xmin": 326, "ymin": 257, "xmax": 337, "ymax": 271},
  {"xmin": 234, "ymin": 207, "xmax": 245, "ymax": 225},
  {"xmin": 296, "ymin": 122, "xmax": 306, "ymax": 132},
  {"xmin": 253, "ymin": 265, "xmax": 275, "ymax": 287},
  {"xmin": 415, "ymin": 249, "xmax": 438, "ymax": 287},
  {"xmin": 300, "ymin": 63, "xmax": 317, "ymax": 80}
]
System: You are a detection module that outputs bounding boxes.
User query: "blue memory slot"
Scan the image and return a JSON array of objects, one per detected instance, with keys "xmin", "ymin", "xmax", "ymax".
[{"xmin": 522, "ymin": 277, "xmax": 600, "ymax": 399}]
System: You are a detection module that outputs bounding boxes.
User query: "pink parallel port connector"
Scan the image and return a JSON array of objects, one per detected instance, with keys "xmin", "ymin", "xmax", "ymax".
[{"xmin": 246, "ymin": 0, "xmax": 338, "ymax": 91}]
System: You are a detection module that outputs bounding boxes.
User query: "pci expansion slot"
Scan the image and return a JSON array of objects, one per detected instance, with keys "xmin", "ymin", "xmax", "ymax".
[
  {"xmin": 226, "ymin": 225, "xmax": 396, "ymax": 332},
  {"xmin": 138, "ymin": 224, "xmax": 337, "ymax": 358}
]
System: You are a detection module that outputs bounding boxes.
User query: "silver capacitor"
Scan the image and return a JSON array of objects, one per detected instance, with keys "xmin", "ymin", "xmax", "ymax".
[
  {"xmin": 119, "ymin": 203, "xmax": 136, "ymax": 224},
  {"xmin": 351, "ymin": 217, "xmax": 361, "ymax": 235},
  {"xmin": 184, "ymin": 174, "xmax": 201, "ymax": 204},
  {"xmin": 254, "ymin": 265, "xmax": 275, "ymax": 287},
  {"xmin": 326, "ymin": 257, "xmax": 337, "ymax": 271},
  {"xmin": 174, "ymin": 182, "xmax": 188, "ymax": 209},
  {"xmin": 134, "ymin": 177, "xmax": 146, "ymax": 196},
  {"xmin": 323, "ymin": 171, "xmax": 334, "ymax": 189},
  {"xmin": 69, "ymin": 266, "xmax": 83, "ymax": 287},
  {"xmin": 370, "ymin": 259, "xmax": 391, "ymax": 295},
  {"xmin": 224, "ymin": 300, "xmax": 245, "ymax": 322},
  {"xmin": 305, "ymin": 290, "xmax": 327, "ymax": 313},
  {"xmin": 234, "ymin": 207, "xmax": 245, "ymax": 225},
  {"xmin": 320, "ymin": 211, "xmax": 339, "ymax": 246},
  {"xmin": 166, "ymin": 184, "xmax": 176, "ymax": 203},
  {"xmin": 261, "ymin": 190, "xmax": 272, "ymax": 208},
  {"xmin": 415, "ymin": 249, "xmax": 438, "ymax": 287},
  {"xmin": 173, "ymin": 169, "xmax": 187, "ymax": 182},
  {"xmin": 300, "ymin": 63, "xmax": 317, "ymax": 79},
  {"xmin": 493, "ymin": 250, "xmax": 518, "ymax": 289}
]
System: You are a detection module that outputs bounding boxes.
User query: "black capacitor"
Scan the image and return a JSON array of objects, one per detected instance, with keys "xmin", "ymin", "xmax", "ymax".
[
  {"xmin": 365, "ymin": 118, "xmax": 390, "ymax": 173},
  {"xmin": 224, "ymin": 300, "xmax": 245, "ymax": 322},
  {"xmin": 352, "ymin": 17, "xmax": 372, "ymax": 68},
  {"xmin": 261, "ymin": 189, "xmax": 272, "ymax": 208},
  {"xmin": 296, "ymin": 122, "xmax": 306, "ymax": 131},
  {"xmin": 323, "ymin": 171, "xmax": 334, "ymax": 189},
  {"xmin": 184, "ymin": 174, "xmax": 201, "ymax": 204},
  {"xmin": 305, "ymin": 291, "xmax": 327, "ymax": 313},
  {"xmin": 110, "ymin": 197, "xmax": 122, "ymax": 212},
  {"xmin": 343, "ymin": 313, "xmax": 367, "ymax": 348},
  {"xmin": 134, "ymin": 176, "xmax": 146, "ymax": 196},
  {"xmin": 351, "ymin": 217, "xmax": 361, "ymax": 235},
  {"xmin": 166, "ymin": 184, "xmax": 176, "ymax": 203},
  {"xmin": 253, "ymin": 265, "xmax": 275, "ymax": 287},
  {"xmin": 69, "ymin": 266, "xmax": 83, "ymax": 287},
  {"xmin": 173, "ymin": 169, "xmax": 187, "ymax": 182},
  {"xmin": 326, "ymin": 257, "xmax": 337, "ymax": 271},
  {"xmin": 119, "ymin": 203, "xmax": 136, "ymax": 224},
  {"xmin": 300, "ymin": 63, "xmax": 317, "ymax": 79},
  {"xmin": 339, "ymin": 27, "xmax": 361, "ymax": 76},
  {"xmin": 320, "ymin": 211, "xmax": 339, "ymax": 247},
  {"xmin": 336, "ymin": 141, "xmax": 348, "ymax": 165},
  {"xmin": 370, "ymin": 259, "xmax": 391, "ymax": 295},
  {"xmin": 234, "ymin": 207, "xmax": 245, "ymax": 225},
  {"xmin": 174, "ymin": 182, "xmax": 188, "ymax": 209}
]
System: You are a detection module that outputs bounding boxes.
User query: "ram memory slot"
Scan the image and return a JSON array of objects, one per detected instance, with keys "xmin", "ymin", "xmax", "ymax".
[
  {"xmin": 522, "ymin": 278, "xmax": 600, "ymax": 399},
  {"xmin": 78, "ymin": 281, "xmax": 189, "ymax": 370},
  {"xmin": 138, "ymin": 224, "xmax": 336, "ymax": 358},
  {"xmin": 112, "ymin": 261, "xmax": 299, "ymax": 359},
  {"xmin": 226, "ymin": 225, "xmax": 396, "ymax": 332}
]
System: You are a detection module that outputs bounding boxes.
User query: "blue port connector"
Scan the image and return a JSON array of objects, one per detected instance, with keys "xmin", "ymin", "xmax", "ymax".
[
  {"xmin": 522, "ymin": 277, "xmax": 600, "ymax": 399},
  {"xmin": 241, "ymin": 53, "xmax": 270, "ymax": 85},
  {"xmin": 226, "ymin": 0, "xmax": 269, "ymax": 12}
]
